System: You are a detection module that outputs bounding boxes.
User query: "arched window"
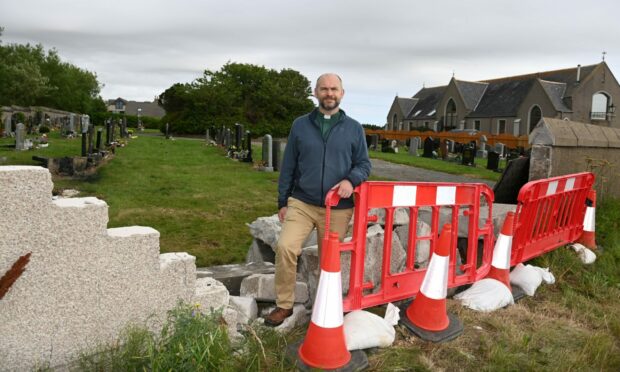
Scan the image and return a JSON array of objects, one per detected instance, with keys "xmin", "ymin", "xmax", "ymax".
[
  {"xmin": 444, "ymin": 99, "xmax": 457, "ymax": 131},
  {"xmin": 392, "ymin": 113, "xmax": 398, "ymax": 131},
  {"xmin": 528, "ymin": 105, "xmax": 542, "ymax": 133},
  {"xmin": 591, "ymin": 92, "xmax": 609, "ymax": 120}
]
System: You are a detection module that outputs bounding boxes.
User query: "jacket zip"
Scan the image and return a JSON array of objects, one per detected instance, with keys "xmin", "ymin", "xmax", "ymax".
[{"xmin": 318, "ymin": 114, "xmax": 343, "ymax": 207}]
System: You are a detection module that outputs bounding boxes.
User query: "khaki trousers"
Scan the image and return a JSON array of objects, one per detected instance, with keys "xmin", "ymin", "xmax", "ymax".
[{"xmin": 275, "ymin": 197, "xmax": 353, "ymax": 309}]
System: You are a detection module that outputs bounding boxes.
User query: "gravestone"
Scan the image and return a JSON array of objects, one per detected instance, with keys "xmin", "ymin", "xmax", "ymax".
[
  {"xmin": 422, "ymin": 137, "xmax": 434, "ymax": 158},
  {"xmin": 3, "ymin": 115, "xmax": 11, "ymax": 137},
  {"xmin": 205, "ymin": 128, "xmax": 211, "ymax": 142},
  {"xmin": 105, "ymin": 121, "xmax": 111, "ymax": 145},
  {"xmin": 493, "ymin": 156, "xmax": 530, "ymax": 204},
  {"xmin": 234, "ymin": 123, "xmax": 244, "ymax": 150},
  {"xmin": 15, "ymin": 123, "xmax": 26, "ymax": 150},
  {"xmin": 69, "ymin": 114, "xmax": 75, "ymax": 134},
  {"xmin": 262, "ymin": 134, "xmax": 273, "ymax": 171},
  {"xmin": 494, "ymin": 143, "xmax": 506, "ymax": 157},
  {"xmin": 447, "ymin": 139, "xmax": 456, "ymax": 153},
  {"xmin": 165, "ymin": 123, "xmax": 170, "ymax": 139},
  {"xmin": 381, "ymin": 139, "xmax": 392, "ymax": 153},
  {"xmin": 224, "ymin": 128, "xmax": 232, "ymax": 148},
  {"xmin": 368, "ymin": 134, "xmax": 379, "ymax": 150},
  {"xmin": 81, "ymin": 132, "xmax": 87, "ymax": 156},
  {"xmin": 96, "ymin": 128, "xmax": 103, "ymax": 151},
  {"xmin": 81, "ymin": 115, "xmax": 90, "ymax": 135},
  {"xmin": 477, "ymin": 135, "xmax": 488, "ymax": 158},
  {"xmin": 243, "ymin": 130, "xmax": 253, "ymax": 163},
  {"xmin": 87, "ymin": 125, "xmax": 95, "ymax": 155},
  {"xmin": 390, "ymin": 140, "xmax": 398, "ymax": 153},
  {"xmin": 440, "ymin": 139, "xmax": 449, "ymax": 159},
  {"xmin": 272, "ymin": 139, "xmax": 286, "ymax": 171},
  {"xmin": 461, "ymin": 143, "xmax": 475, "ymax": 166},
  {"xmin": 486, "ymin": 151, "xmax": 500, "ymax": 171},
  {"xmin": 408, "ymin": 137, "xmax": 420, "ymax": 156}
]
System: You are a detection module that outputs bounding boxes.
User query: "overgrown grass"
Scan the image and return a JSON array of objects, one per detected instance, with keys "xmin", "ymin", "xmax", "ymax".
[{"xmin": 370, "ymin": 149, "xmax": 506, "ymax": 181}]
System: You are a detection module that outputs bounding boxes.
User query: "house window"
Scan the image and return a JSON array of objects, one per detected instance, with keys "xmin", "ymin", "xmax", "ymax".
[
  {"xmin": 513, "ymin": 119, "xmax": 521, "ymax": 136},
  {"xmin": 591, "ymin": 92, "xmax": 609, "ymax": 120},
  {"xmin": 424, "ymin": 121, "xmax": 430, "ymax": 128},
  {"xmin": 498, "ymin": 119, "xmax": 506, "ymax": 134},
  {"xmin": 474, "ymin": 120, "xmax": 481, "ymax": 131},
  {"xmin": 115, "ymin": 101, "xmax": 124, "ymax": 110}
]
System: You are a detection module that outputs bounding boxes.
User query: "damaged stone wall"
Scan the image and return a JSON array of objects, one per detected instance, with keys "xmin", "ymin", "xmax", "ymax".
[{"xmin": 0, "ymin": 166, "xmax": 230, "ymax": 371}]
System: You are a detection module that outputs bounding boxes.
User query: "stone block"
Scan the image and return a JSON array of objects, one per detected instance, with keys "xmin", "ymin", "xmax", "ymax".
[
  {"xmin": 368, "ymin": 207, "xmax": 410, "ymax": 226},
  {"xmin": 531, "ymin": 118, "xmax": 577, "ymax": 146},
  {"xmin": 585, "ymin": 124, "xmax": 610, "ymax": 147},
  {"xmin": 240, "ymin": 274, "xmax": 309, "ymax": 303},
  {"xmin": 229, "ymin": 296, "xmax": 258, "ymax": 324},
  {"xmin": 246, "ymin": 214, "xmax": 281, "ymax": 248},
  {"xmin": 394, "ymin": 220, "xmax": 432, "ymax": 268},
  {"xmin": 245, "ymin": 239, "xmax": 275, "ymax": 263},
  {"xmin": 222, "ymin": 306, "xmax": 243, "ymax": 342},
  {"xmin": 196, "ymin": 262, "xmax": 275, "ymax": 295},
  {"xmin": 194, "ymin": 277, "xmax": 230, "ymax": 311},
  {"xmin": 599, "ymin": 126, "xmax": 620, "ymax": 148}
]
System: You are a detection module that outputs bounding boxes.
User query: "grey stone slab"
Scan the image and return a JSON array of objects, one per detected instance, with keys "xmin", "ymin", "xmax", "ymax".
[
  {"xmin": 196, "ymin": 262, "xmax": 275, "ymax": 296},
  {"xmin": 194, "ymin": 277, "xmax": 230, "ymax": 311},
  {"xmin": 229, "ymin": 296, "xmax": 258, "ymax": 324},
  {"xmin": 240, "ymin": 273, "xmax": 309, "ymax": 303},
  {"xmin": 599, "ymin": 126, "xmax": 620, "ymax": 148},
  {"xmin": 571, "ymin": 122, "xmax": 600, "ymax": 147},
  {"xmin": 584, "ymin": 123, "xmax": 609, "ymax": 147}
]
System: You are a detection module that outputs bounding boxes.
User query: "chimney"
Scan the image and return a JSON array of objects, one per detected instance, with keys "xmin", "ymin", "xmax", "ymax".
[{"xmin": 576, "ymin": 64, "xmax": 581, "ymax": 83}]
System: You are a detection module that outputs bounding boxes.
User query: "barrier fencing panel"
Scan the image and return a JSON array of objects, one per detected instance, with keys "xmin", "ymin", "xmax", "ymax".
[
  {"xmin": 510, "ymin": 172, "xmax": 595, "ymax": 266},
  {"xmin": 324, "ymin": 181, "xmax": 495, "ymax": 312}
]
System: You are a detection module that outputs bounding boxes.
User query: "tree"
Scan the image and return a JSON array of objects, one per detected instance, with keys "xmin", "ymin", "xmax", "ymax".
[{"xmin": 161, "ymin": 62, "xmax": 314, "ymax": 136}]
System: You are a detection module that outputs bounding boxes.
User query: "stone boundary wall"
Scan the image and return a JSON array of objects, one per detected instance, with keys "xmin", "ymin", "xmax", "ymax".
[
  {"xmin": 529, "ymin": 117, "xmax": 620, "ymax": 199},
  {"xmin": 0, "ymin": 166, "xmax": 220, "ymax": 371}
]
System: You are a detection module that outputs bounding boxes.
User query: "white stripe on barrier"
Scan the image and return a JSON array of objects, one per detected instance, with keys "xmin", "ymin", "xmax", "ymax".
[
  {"xmin": 491, "ymin": 233, "xmax": 512, "ymax": 269},
  {"xmin": 436, "ymin": 186, "xmax": 456, "ymax": 205},
  {"xmin": 311, "ymin": 270, "xmax": 344, "ymax": 328},
  {"xmin": 583, "ymin": 206, "xmax": 595, "ymax": 232},
  {"xmin": 419, "ymin": 253, "xmax": 449, "ymax": 299},
  {"xmin": 565, "ymin": 177, "xmax": 575, "ymax": 191},
  {"xmin": 393, "ymin": 185, "xmax": 417, "ymax": 207},
  {"xmin": 546, "ymin": 181, "xmax": 558, "ymax": 196}
]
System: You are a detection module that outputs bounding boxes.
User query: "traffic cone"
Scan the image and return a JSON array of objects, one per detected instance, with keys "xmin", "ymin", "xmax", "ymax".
[
  {"xmin": 486, "ymin": 212, "xmax": 515, "ymax": 289},
  {"xmin": 400, "ymin": 224, "xmax": 463, "ymax": 342},
  {"xmin": 575, "ymin": 189, "xmax": 598, "ymax": 250},
  {"xmin": 295, "ymin": 232, "xmax": 367, "ymax": 370}
]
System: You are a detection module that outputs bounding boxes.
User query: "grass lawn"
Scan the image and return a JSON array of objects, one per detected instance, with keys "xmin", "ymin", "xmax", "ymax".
[{"xmin": 369, "ymin": 149, "xmax": 507, "ymax": 182}]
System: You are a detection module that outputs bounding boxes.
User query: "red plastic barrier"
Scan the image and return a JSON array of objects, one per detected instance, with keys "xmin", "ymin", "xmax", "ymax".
[
  {"xmin": 510, "ymin": 172, "xmax": 595, "ymax": 266},
  {"xmin": 324, "ymin": 181, "xmax": 495, "ymax": 312}
]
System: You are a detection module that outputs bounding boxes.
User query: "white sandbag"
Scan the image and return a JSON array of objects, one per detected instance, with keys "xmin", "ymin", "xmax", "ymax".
[
  {"xmin": 509, "ymin": 263, "xmax": 554, "ymax": 296},
  {"xmin": 570, "ymin": 243, "xmax": 597, "ymax": 264},
  {"xmin": 454, "ymin": 278, "xmax": 514, "ymax": 312},
  {"xmin": 343, "ymin": 303, "xmax": 400, "ymax": 350}
]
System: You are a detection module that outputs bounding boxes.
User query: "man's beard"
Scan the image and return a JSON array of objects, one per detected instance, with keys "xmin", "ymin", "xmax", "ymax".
[{"xmin": 319, "ymin": 98, "xmax": 340, "ymax": 111}]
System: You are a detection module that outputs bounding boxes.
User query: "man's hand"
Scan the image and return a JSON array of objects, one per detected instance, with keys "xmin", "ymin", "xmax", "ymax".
[
  {"xmin": 332, "ymin": 179, "xmax": 354, "ymax": 198},
  {"xmin": 278, "ymin": 207, "xmax": 288, "ymax": 223}
]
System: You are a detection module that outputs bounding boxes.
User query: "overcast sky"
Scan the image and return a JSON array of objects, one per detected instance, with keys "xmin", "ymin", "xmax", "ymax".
[{"xmin": 2, "ymin": 0, "xmax": 619, "ymax": 125}]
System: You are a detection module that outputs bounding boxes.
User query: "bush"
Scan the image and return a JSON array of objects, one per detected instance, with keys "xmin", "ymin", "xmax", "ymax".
[{"xmin": 38, "ymin": 125, "xmax": 50, "ymax": 134}]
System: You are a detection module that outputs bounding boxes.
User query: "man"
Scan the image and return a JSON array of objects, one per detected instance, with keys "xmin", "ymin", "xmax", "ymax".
[{"xmin": 264, "ymin": 73, "xmax": 371, "ymax": 326}]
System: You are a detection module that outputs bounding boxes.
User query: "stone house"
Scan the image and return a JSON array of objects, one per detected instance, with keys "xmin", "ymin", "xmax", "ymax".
[
  {"xmin": 386, "ymin": 62, "xmax": 620, "ymax": 135},
  {"xmin": 106, "ymin": 97, "xmax": 165, "ymax": 118}
]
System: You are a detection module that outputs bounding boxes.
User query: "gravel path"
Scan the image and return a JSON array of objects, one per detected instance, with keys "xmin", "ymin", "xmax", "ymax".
[{"xmin": 370, "ymin": 158, "xmax": 495, "ymax": 187}]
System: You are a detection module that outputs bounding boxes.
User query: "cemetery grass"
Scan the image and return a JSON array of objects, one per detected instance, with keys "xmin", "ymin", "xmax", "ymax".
[
  {"xmin": 369, "ymin": 149, "xmax": 505, "ymax": 181},
  {"xmin": 0, "ymin": 129, "xmax": 89, "ymax": 164},
  {"xmin": 47, "ymin": 134, "xmax": 281, "ymax": 266}
]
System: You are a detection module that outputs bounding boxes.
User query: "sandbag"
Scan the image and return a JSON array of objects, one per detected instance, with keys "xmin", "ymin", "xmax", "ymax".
[
  {"xmin": 570, "ymin": 243, "xmax": 597, "ymax": 264},
  {"xmin": 343, "ymin": 303, "xmax": 399, "ymax": 350},
  {"xmin": 454, "ymin": 278, "xmax": 514, "ymax": 312},
  {"xmin": 509, "ymin": 263, "xmax": 554, "ymax": 296}
]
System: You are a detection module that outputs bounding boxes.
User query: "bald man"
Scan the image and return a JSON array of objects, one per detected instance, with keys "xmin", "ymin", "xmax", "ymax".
[{"xmin": 264, "ymin": 73, "xmax": 371, "ymax": 326}]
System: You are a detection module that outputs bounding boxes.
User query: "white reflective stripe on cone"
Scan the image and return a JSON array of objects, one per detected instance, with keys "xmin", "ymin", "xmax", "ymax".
[
  {"xmin": 584, "ymin": 206, "xmax": 595, "ymax": 232},
  {"xmin": 419, "ymin": 254, "xmax": 449, "ymax": 299},
  {"xmin": 491, "ymin": 233, "xmax": 512, "ymax": 270},
  {"xmin": 393, "ymin": 185, "xmax": 417, "ymax": 207},
  {"xmin": 311, "ymin": 270, "xmax": 344, "ymax": 328}
]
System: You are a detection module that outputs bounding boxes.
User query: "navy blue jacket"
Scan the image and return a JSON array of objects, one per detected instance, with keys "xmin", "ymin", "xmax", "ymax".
[{"xmin": 278, "ymin": 109, "xmax": 371, "ymax": 209}]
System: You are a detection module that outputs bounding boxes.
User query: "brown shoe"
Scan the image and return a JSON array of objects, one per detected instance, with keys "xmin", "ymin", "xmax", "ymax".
[{"xmin": 264, "ymin": 307, "xmax": 293, "ymax": 327}]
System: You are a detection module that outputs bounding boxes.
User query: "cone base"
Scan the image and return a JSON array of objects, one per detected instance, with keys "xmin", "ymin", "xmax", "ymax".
[
  {"xmin": 286, "ymin": 341, "xmax": 369, "ymax": 372},
  {"xmin": 576, "ymin": 232, "xmax": 598, "ymax": 251},
  {"xmin": 399, "ymin": 302, "xmax": 463, "ymax": 343},
  {"xmin": 487, "ymin": 266, "xmax": 511, "ymax": 289}
]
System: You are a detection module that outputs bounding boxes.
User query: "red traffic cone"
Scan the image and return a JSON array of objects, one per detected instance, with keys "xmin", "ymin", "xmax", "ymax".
[
  {"xmin": 296, "ymin": 232, "xmax": 361, "ymax": 369},
  {"xmin": 486, "ymin": 212, "xmax": 515, "ymax": 289},
  {"xmin": 400, "ymin": 224, "xmax": 463, "ymax": 342},
  {"xmin": 576, "ymin": 189, "xmax": 598, "ymax": 250}
]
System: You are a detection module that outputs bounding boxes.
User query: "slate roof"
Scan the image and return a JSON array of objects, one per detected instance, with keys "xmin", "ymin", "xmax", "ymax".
[
  {"xmin": 539, "ymin": 80, "xmax": 571, "ymax": 112},
  {"xmin": 397, "ymin": 97, "xmax": 418, "ymax": 117},
  {"xmin": 405, "ymin": 86, "xmax": 445, "ymax": 119},
  {"xmin": 454, "ymin": 80, "xmax": 488, "ymax": 110},
  {"xmin": 125, "ymin": 101, "xmax": 166, "ymax": 118},
  {"xmin": 468, "ymin": 79, "xmax": 536, "ymax": 118}
]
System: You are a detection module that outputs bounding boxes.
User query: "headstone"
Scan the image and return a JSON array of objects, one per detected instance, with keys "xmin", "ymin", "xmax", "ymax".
[
  {"xmin": 447, "ymin": 139, "xmax": 456, "ymax": 153},
  {"xmin": 493, "ymin": 156, "xmax": 530, "ymax": 204},
  {"xmin": 81, "ymin": 115, "xmax": 90, "ymax": 134},
  {"xmin": 87, "ymin": 125, "xmax": 94, "ymax": 155},
  {"xmin": 477, "ymin": 136, "xmax": 488, "ymax": 158},
  {"xmin": 205, "ymin": 128, "xmax": 210, "ymax": 142},
  {"xmin": 15, "ymin": 123, "xmax": 26, "ymax": 150},
  {"xmin": 165, "ymin": 123, "xmax": 170, "ymax": 139},
  {"xmin": 440, "ymin": 138, "xmax": 449, "ymax": 159},
  {"xmin": 243, "ymin": 130, "xmax": 253, "ymax": 163},
  {"xmin": 3, "ymin": 116, "xmax": 12, "ymax": 137},
  {"xmin": 262, "ymin": 135, "xmax": 273, "ymax": 171},
  {"xmin": 486, "ymin": 151, "xmax": 500, "ymax": 171},
  {"xmin": 422, "ymin": 137, "xmax": 434, "ymax": 158},
  {"xmin": 494, "ymin": 143, "xmax": 506, "ymax": 157},
  {"xmin": 408, "ymin": 137, "xmax": 419, "ymax": 156},
  {"xmin": 369, "ymin": 134, "xmax": 379, "ymax": 150},
  {"xmin": 81, "ymin": 132, "xmax": 87, "ymax": 156},
  {"xmin": 272, "ymin": 139, "xmax": 286, "ymax": 171},
  {"xmin": 96, "ymin": 128, "xmax": 103, "ymax": 151},
  {"xmin": 234, "ymin": 123, "xmax": 243, "ymax": 150},
  {"xmin": 69, "ymin": 114, "xmax": 75, "ymax": 134},
  {"xmin": 390, "ymin": 140, "xmax": 398, "ymax": 153},
  {"xmin": 110, "ymin": 120, "xmax": 116, "ymax": 142},
  {"xmin": 224, "ymin": 128, "xmax": 232, "ymax": 148},
  {"xmin": 105, "ymin": 120, "xmax": 111, "ymax": 145},
  {"xmin": 461, "ymin": 143, "xmax": 475, "ymax": 166},
  {"xmin": 381, "ymin": 139, "xmax": 392, "ymax": 153}
]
